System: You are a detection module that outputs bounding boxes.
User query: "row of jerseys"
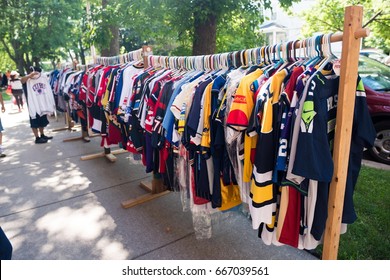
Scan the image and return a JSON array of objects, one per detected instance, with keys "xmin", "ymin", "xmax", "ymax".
[
  {"xmin": 49, "ymin": 68, "xmax": 86, "ymax": 115},
  {"xmin": 56, "ymin": 59, "xmax": 376, "ymax": 251}
]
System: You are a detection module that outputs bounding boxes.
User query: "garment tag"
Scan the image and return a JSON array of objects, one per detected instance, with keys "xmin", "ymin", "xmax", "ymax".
[{"xmin": 333, "ymin": 59, "xmax": 341, "ymax": 76}]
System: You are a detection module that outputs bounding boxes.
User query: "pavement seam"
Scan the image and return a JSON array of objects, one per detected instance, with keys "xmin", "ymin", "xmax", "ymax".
[{"xmin": 131, "ymin": 232, "xmax": 195, "ymax": 260}]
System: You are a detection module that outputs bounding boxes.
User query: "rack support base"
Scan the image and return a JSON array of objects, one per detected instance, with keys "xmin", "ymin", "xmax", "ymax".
[
  {"xmin": 63, "ymin": 132, "xmax": 99, "ymax": 143},
  {"xmin": 121, "ymin": 178, "xmax": 170, "ymax": 208},
  {"xmin": 80, "ymin": 148, "xmax": 128, "ymax": 162}
]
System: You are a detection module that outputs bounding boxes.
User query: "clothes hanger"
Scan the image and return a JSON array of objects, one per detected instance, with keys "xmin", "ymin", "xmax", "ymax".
[
  {"xmin": 258, "ymin": 47, "xmax": 263, "ymax": 65},
  {"xmin": 263, "ymin": 44, "xmax": 284, "ymax": 77},
  {"xmin": 310, "ymin": 34, "xmax": 331, "ymax": 70},
  {"xmin": 278, "ymin": 42, "xmax": 292, "ymax": 71},
  {"xmin": 312, "ymin": 33, "xmax": 338, "ymax": 75},
  {"xmin": 302, "ymin": 36, "xmax": 319, "ymax": 67},
  {"xmin": 241, "ymin": 50, "xmax": 246, "ymax": 67},
  {"xmin": 286, "ymin": 40, "xmax": 302, "ymax": 69}
]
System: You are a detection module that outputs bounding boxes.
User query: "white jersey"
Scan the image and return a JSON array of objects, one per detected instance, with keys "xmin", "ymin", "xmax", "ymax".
[{"xmin": 26, "ymin": 74, "xmax": 56, "ymax": 119}]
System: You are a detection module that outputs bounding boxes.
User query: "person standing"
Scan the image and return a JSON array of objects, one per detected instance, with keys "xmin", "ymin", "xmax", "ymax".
[
  {"xmin": 9, "ymin": 71, "xmax": 24, "ymax": 112},
  {"xmin": 1, "ymin": 70, "xmax": 10, "ymax": 88},
  {"xmin": 21, "ymin": 67, "xmax": 55, "ymax": 144},
  {"xmin": 0, "ymin": 91, "xmax": 6, "ymax": 157},
  {"xmin": 0, "ymin": 227, "xmax": 12, "ymax": 259}
]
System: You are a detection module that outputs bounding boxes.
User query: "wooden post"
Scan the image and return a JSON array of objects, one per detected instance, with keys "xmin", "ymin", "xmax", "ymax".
[
  {"xmin": 322, "ymin": 5, "xmax": 366, "ymax": 260},
  {"xmin": 142, "ymin": 45, "xmax": 153, "ymax": 67}
]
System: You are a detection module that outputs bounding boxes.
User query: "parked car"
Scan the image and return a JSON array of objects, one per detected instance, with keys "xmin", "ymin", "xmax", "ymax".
[
  {"xmin": 360, "ymin": 49, "xmax": 389, "ymax": 65},
  {"xmin": 359, "ymin": 55, "xmax": 390, "ymax": 164}
]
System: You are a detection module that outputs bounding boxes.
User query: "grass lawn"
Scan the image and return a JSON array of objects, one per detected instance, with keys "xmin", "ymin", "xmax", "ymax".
[{"xmin": 316, "ymin": 165, "xmax": 390, "ymax": 259}]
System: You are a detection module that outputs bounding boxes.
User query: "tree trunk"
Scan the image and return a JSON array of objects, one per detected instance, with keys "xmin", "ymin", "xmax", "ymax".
[
  {"xmin": 25, "ymin": 54, "xmax": 32, "ymax": 73},
  {"xmin": 15, "ymin": 56, "xmax": 25, "ymax": 76},
  {"xmin": 32, "ymin": 57, "xmax": 40, "ymax": 68},
  {"xmin": 192, "ymin": 11, "xmax": 217, "ymax": 55},
  {"xmin": 101, "ymin": 0, "xmax": 120, "ymax": 57},
  {"xmin": 79, "ymin": 39, "xmax": 86, "ymax": 66}
]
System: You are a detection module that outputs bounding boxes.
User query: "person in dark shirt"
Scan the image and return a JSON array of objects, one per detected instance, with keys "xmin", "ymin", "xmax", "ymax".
[
  {"xmin": 0, "ymin": 92, "xmax": 6, "ymax": 157},
  {"xmin": 0, "ymin": 227, "xmax": 12, "ymax": 259}
]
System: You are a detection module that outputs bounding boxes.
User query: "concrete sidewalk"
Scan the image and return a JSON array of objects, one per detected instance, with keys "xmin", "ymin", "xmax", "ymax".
[{"xmin": 0, "ymin": 100, "xmax": 317, "ymax": 260}]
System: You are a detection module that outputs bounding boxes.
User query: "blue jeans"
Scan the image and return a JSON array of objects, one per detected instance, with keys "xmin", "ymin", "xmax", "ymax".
[{"xmin": 0, "ymin": 227, "xmax": 12, "ymax": 260}]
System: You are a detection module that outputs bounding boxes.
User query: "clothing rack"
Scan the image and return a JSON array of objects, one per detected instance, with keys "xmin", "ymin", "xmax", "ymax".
[
  {"xmin": 62, "ymin": 5, "xmax": 365, "ymax": 260},
  {"xmin": 135, "ymin": 6, "xmax": 366, "ymax": 260}
]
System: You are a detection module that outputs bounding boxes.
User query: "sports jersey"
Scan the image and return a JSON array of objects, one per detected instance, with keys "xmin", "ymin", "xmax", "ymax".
[
  {"xmin": 116, "ymin": 62, "xmax": 144, "ymax": 109},
  {"xmin": 224, "ymin": 68, "xmax": 249, "ymax": 203},
  {"xmin": 292, "ymin": 71, "xmax": 339, "ymax": 182},
  {"xmin": 152, "ymin": 80, "xmax": 176, "ymax": 149},
  {"xmin": 342, "ymin": 78, "xmax": 376, "ymax": 223},
  {"xmin": 275, "ymin": 66, "xmax": 305, "ymax": 174},
  {"xmin": 170, "ymin": 74, "xmax": 206, "ymax": 120},
  {"xmin": 184, "ymin": 78, "xmax": 212, "ymax": 148},
  {"xmin": 250, "ymin": 69, "xmax": 287, "ymax": 230},
  {"xmin": 226, "ymin": 68, "xmax": 263, "ymax": 130},
  {"xmin": 282, "ymin": 70, "xmax": 376, "ymax": 244},
  {"xmin": 200, "ymin": 82, "xmax": 214, "ymax": 155}
]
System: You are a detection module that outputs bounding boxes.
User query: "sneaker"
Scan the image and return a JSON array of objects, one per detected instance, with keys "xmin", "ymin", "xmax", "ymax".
[
  {"xmin": 35, "ymin": 137, "xmax": 48, "ymax": 144},
  {"xmin": 41, "ymin": 135, "xmax": 53, "ymax": 140},
  {"xmin": 83, "ymin": 136, "xmax": 91, "ymax": 142}
]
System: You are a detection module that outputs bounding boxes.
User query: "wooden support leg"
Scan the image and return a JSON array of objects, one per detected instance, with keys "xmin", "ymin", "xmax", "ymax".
[
  {"xmin": 52, "ymin": 111, "xmax": 80, "ymax": 132},
  {"xmin": 63, "ymin": 135, "xmax": 84, "ymax": 142},
  {"xmin": 121, "ymin": 174, "xmax": 170, "ymax": 208},
  {"xmin": 80, "ymin": 146, "xmax": 128, "ymax": 162},
  {"xmin": 63, "ymin": 129, "xmax": 97, "ymax": 143}
]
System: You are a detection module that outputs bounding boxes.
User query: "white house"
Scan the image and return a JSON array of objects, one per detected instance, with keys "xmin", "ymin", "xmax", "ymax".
[{"xmin": 260, "ymin": 0, "xmax": 316, "ymax": 45}]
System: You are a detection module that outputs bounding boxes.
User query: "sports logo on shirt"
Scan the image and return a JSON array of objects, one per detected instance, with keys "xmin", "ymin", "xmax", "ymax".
[
  {"xmin": 301, "ymin": 101, "xmax": 316, "ymax": 133},
  {"xmin": 32, "ymin": 83, "xmax": 46, "ymax": 94},
  {"xmin": 234, "ymin": 95, "xmax": 247, "ymax": 104}
]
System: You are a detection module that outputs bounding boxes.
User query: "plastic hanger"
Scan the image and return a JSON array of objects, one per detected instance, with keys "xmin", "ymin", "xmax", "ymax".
[{"xmin": 312, "ymin": 33, "xmax": 338, "ymax": 75}]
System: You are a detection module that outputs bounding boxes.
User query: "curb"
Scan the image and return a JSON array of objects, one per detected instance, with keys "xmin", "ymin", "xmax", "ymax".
[{"xmin": 361, "ymin": 159, "xmax": 390, "ymax": 171}]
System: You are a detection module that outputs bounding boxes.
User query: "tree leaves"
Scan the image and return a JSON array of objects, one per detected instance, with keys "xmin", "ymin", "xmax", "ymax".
[{"xmin": 301, "ymin": 0, "xmax": 390, "ymax": 54}]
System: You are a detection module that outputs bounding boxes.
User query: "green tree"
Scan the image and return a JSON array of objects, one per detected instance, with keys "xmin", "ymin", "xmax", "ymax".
[
  {"xmin": 86, "ymin": 0, "xmax": 301, "ymax": 58},
  {"xmin": 301, "ymin": 0, "xmax": 390, "ymax": 54},
  {"xmin": 0, "ymin": 48, "xmax": 16, "ymax": 74},
  {"xmin": 0, "ymin": 0, "xmax": 84, "ymax": 74},
  {"xmin": 161, "ymin": 0, "xmax": 299, "ymax": 55},
  {"xmin": 86, "ymin": 0, "xmax": 180, "ymax": 56}
]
